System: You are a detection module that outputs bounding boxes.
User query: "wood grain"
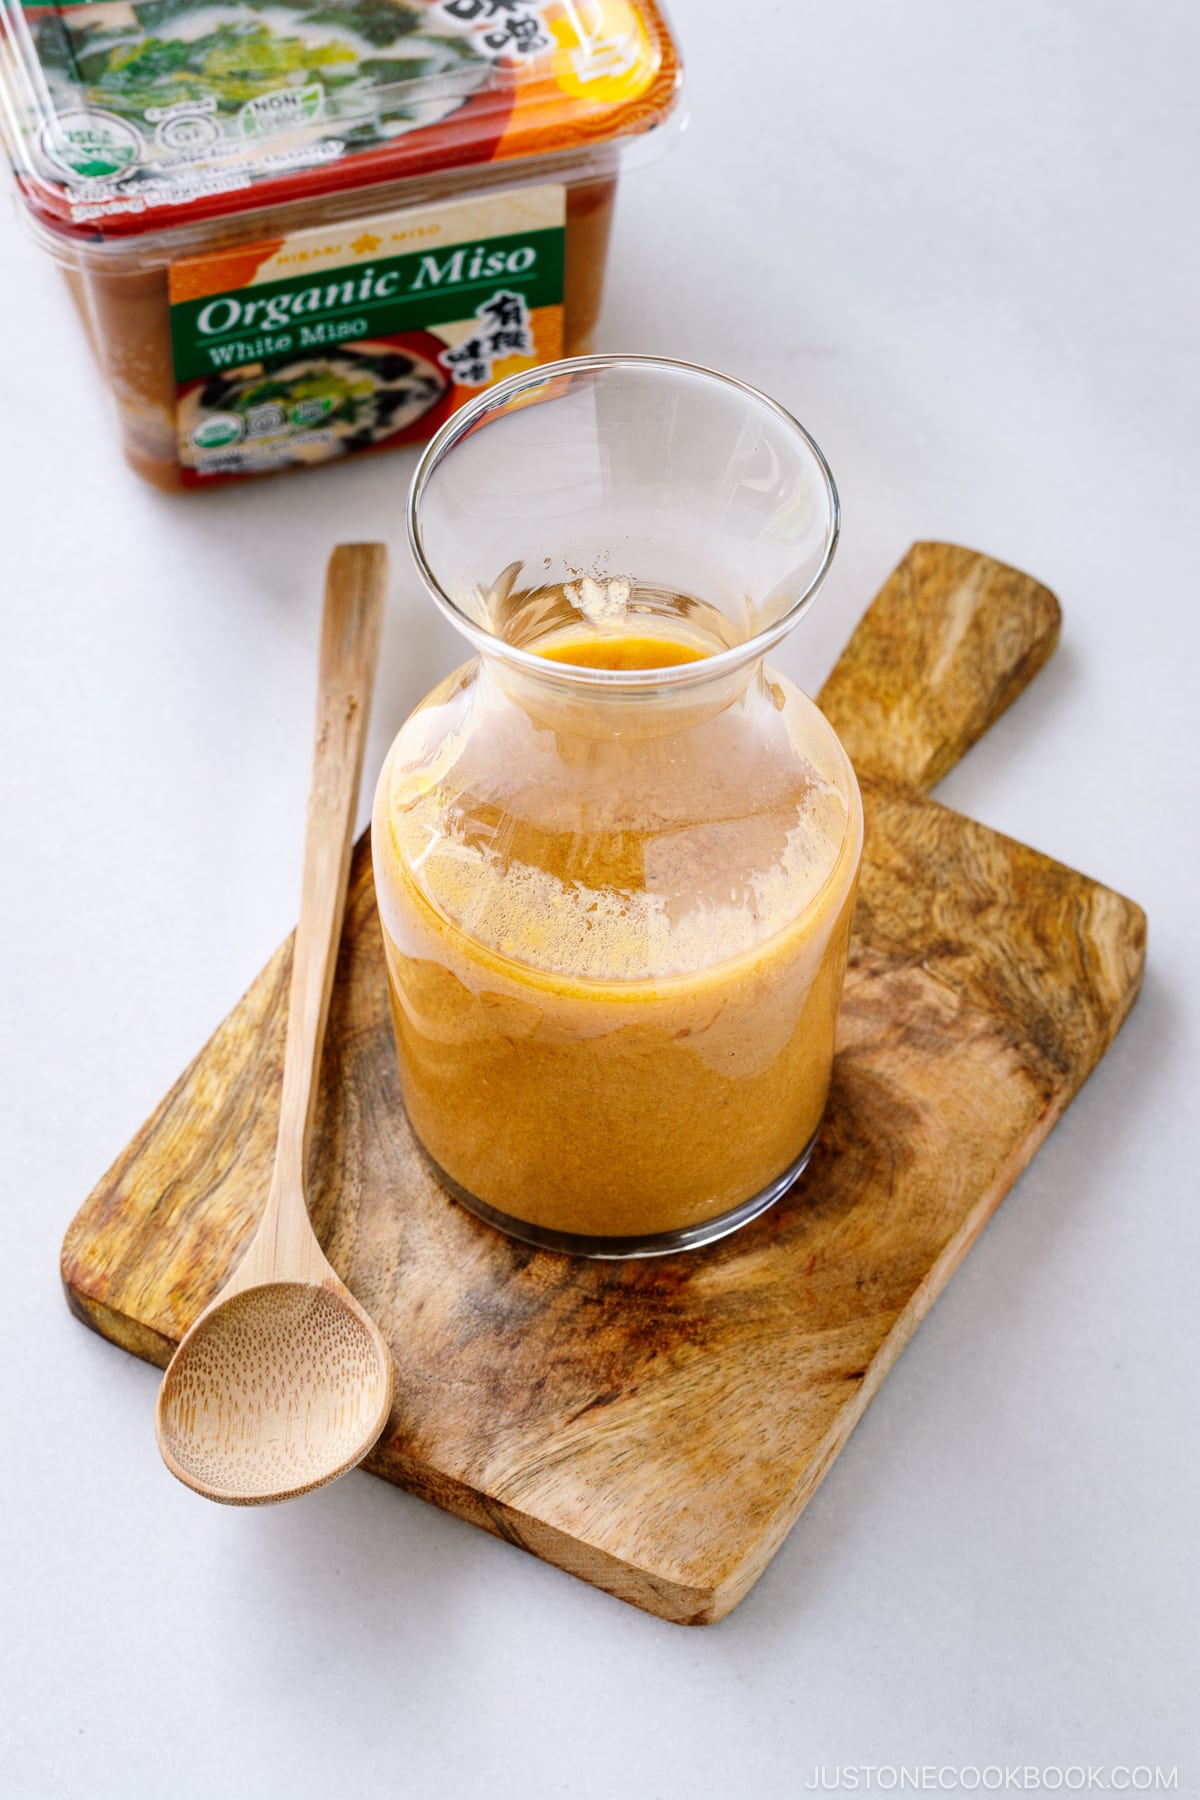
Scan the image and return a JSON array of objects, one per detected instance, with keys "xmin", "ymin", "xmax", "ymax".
[
  {"xmin": 60, "ymin": 542, "xmax": 1145, "ymax": 1623},
  {"xmin": 818, "ymin": 540, "xmax": 1062, "ymax": 792}
]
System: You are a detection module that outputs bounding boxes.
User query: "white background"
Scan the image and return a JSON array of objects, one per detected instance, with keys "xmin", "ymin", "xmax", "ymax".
[{"xmin": 3, "ymin": 1, "xmax": 1197, "ymax": 1794}]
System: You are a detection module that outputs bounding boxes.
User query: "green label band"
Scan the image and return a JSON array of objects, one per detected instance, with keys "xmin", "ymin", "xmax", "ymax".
[{"xmin": 172, "ymin": 225, "xmax": 564, "ymax": 382}]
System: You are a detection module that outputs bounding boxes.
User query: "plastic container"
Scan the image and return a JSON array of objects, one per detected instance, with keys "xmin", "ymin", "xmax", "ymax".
[
  {"xmin": 0, "ymin": 1, "xmax": 681, "ymax": 489},
  {"xmin": 372, "ymin": 357, "xmax": 864, "ymax": 1257}
]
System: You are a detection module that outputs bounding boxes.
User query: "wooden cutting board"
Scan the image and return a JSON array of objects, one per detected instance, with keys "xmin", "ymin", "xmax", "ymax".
[{"xmin": 61, "ymin": 543, "xmax": 1146, "ymax": 1625}]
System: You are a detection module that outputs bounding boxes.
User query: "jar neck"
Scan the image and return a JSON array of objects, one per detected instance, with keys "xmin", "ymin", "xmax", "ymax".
[{"xmin": 477, "ymin": 645, "xmax": 768, "ymax": 740}]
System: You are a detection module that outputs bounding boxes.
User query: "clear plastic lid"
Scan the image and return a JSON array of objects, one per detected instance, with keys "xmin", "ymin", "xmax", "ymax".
[{"xmin": 0, "ymin": 0, "xmax": 681, "ymax": 239}]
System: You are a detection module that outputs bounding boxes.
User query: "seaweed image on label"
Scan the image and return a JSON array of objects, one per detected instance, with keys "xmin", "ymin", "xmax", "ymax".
[
  {"xmin": 179, "ymin": 334, "xmax": 449, "ymax": 474},
  {"xmin": 33, "ymin": 0, "xmax": 491, "ymax": 168}
]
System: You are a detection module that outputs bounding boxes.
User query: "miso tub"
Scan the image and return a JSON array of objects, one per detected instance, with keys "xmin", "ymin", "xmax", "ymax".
[{"xmin": 0, "ymin": 0, "xmax": 681, "ymax": 490}]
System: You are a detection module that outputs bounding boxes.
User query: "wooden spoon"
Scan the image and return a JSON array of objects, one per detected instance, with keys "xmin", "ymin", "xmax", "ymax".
[{"xmin": 156, "ymin": 544, "xmax": 393, "ymax": 1505}]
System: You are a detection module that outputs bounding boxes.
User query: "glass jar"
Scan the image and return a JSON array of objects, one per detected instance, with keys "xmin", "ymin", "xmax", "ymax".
[{"xmin": 372, "ymin": 355, "xmax": 863, "ymax": 1256}]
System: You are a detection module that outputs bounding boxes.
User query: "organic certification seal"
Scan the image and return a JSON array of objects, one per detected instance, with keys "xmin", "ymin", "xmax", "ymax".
[{"xmin": 41, "ymin": 109, "xmax": 144, "ymax": 182}]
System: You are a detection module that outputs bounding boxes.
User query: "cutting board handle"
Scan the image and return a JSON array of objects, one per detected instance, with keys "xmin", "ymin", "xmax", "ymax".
[{"xmin": 817, "ymin": 542, "xmax": 1061, "ymax": 793}]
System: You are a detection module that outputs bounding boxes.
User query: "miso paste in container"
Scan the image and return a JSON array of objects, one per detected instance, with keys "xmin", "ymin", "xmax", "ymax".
[{"xmin": 0, "ymin": 0, "xmax": 682, "ymax": 487}]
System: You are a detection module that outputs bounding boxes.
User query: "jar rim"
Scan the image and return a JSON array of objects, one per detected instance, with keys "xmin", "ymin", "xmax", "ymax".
[{"xmin": 406, "ymin": 354, "xmax": 841, "ymax": 689}]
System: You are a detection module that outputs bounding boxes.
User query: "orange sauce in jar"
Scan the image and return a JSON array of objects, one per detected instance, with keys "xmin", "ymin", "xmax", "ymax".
[{"xmin": 372, "ymin": 626, "xmax": 862, "ymax": 1245}]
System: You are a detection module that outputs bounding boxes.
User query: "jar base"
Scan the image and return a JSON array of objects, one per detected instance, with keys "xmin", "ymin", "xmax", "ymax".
[{"xmin": 420, "ymin": 1125, "xmax": 822, "ymax": 1259}]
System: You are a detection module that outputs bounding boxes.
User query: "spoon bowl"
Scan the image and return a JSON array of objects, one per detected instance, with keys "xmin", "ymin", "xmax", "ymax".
[
  {"xmin": 154, "ymin": 543, "xmax": 392, "ymax": 1505},
  {"xmin": 157, "ymin": 1281, "xmax": 393, "ymax": 1504}
]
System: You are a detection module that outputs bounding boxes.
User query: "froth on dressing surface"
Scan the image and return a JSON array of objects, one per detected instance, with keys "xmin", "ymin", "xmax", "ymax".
[{"xmin": 372, "ymin": 590, "xmax": 863, "ymax": 1245}]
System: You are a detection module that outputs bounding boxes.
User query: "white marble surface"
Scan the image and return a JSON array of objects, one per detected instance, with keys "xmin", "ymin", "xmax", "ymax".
[{"xmin": 2, "ymin": 2, "xmax": 1197, "ymax": 1793}]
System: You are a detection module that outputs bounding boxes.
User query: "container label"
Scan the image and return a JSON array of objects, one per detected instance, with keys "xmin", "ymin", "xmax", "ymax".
[
  {"xmin": 434, "ymin": 0, "xmax": 551, "ymax": 60},
  {"xmin": 168, "ymin": 183, "xmax": 564, "ymax": 483}
]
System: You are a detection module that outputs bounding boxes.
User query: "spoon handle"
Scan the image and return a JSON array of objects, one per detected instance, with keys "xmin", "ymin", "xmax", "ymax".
[{"xmin": 271, "ymin": 544, "xmax": 388, "ymax": 1208}]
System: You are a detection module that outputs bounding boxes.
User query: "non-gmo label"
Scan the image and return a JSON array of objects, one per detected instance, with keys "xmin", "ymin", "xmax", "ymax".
[
  {"xmin": 168, "ymin": 185, "xmax": 565, "ymax": 485},
  {"xmin": 238, "ymin": 84, "xmax": 325, "ymax": 139}
]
